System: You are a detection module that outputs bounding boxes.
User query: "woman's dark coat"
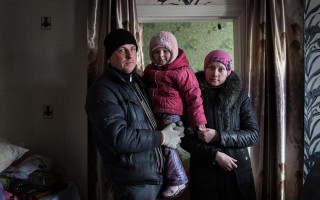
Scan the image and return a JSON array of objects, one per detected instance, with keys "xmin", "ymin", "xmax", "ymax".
[
  {"xmin": 85, "ymin": 66, "xmax": 164, "ymax": 185},
  {"xmin": 181, "ymin": 71, "xmax": 259, "ymax": 200}
]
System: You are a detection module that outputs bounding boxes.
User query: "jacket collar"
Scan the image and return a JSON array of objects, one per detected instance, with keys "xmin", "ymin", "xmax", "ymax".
[
  {"xmin": 104, "ymin": 64, "xmax": 146, "ymax": 87},
  {"xmin": 196, "ymin": 71, "xmax": 242, "ymax": 109}
]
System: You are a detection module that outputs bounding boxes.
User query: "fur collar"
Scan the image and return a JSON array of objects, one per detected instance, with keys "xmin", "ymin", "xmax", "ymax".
[{"xmin": 195, "ymin": 71, "xmax": 243, "ymax": 109}]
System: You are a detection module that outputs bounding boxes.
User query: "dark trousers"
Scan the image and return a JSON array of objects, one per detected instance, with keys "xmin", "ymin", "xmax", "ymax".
[
  {"xmin": 113, "ymin": 183, "xmax": 162, "ymax": 200},
  {"xmin": 190, "ymin": 165, "xmax": 243, "ymax": 200}
]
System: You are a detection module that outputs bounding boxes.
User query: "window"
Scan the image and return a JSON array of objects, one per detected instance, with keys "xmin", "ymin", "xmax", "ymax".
[
  {"xmin": 143, "ymin": 21, "xmax": 234, "ymax": 72},
  {"xmin": 137, "ymin": 3, "xmax": 247, "ymax": 74}
]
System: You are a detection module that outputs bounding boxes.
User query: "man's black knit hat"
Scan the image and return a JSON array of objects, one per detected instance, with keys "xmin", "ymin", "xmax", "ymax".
[{"xmin": 104, "ymin": 29, "xmax": 138, "ymax": 59}]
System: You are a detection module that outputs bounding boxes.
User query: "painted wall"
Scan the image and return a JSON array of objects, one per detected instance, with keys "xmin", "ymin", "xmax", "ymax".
[
  {"xmin": 0, "ymin": 0, "xmax": 87, "ymax": 199},
  {"xmin": 304, "ymin": 0, "xmax": 320, "ymax": 178}
]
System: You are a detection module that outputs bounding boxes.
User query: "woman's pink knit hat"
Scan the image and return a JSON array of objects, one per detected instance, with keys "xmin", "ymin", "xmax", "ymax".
[
  {"xmin": 204, "ymin": 50, "xmax": 233, "ymax": 76},
  {"xmin": 149, "ymin": 31, "xmax": 178, "ymax": 64}
]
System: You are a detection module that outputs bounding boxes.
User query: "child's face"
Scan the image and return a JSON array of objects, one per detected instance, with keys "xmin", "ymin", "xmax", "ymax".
[{"xmin": 152, "ymin": 47, "xmax": 172, "ymax": 66}]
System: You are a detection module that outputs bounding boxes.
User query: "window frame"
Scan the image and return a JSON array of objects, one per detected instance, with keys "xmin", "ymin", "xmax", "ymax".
[{"xmin": 136, "ymin": 3, "xmax": 247, "ymax": 75}]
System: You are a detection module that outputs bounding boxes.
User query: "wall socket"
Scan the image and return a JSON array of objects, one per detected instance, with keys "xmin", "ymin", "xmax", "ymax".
[
  {"xmin": 41, "ymin": 17, "xmax": 51, "ymax": 30},
  {"xmin": 43, "ymin": 105, "xmax": 53, "ymax": 119}
]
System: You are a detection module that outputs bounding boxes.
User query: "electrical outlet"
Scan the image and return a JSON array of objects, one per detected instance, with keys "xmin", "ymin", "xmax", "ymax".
[
  {"xmin": 41, "ymin": 17, "xmax": 51, "ymax": 30},
  {"xmin": 43, "ymin": 105, "xmax": 53, "ymax": 119}
]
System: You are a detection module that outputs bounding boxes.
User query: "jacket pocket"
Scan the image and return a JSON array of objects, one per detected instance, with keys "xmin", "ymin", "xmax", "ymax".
[
  {"xmin": 116, "ymin": 153, "xmax": 134, "ymax": 169},
  {"xmin": 235, "ymin": 148, "xmax": 252, "ymax": 167}
]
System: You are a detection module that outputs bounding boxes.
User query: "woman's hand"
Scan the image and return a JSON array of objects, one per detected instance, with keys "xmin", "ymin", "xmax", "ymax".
[
  {"xmin": 197, "ymin": 127, "xmax": 220, "ymax": 143},
  {"xmin": 215, "ymin": 151, "xmax": 237, "ymax": 171}
]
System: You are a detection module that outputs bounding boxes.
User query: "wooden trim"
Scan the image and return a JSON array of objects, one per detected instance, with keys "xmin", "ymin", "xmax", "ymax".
[
  {"xmin": 137, "ymin": 5, "xmax": 245, "ymax": 22},
  {"xmin": 136, "ymin": 3, "xmax": 247, "ymax": 74}
]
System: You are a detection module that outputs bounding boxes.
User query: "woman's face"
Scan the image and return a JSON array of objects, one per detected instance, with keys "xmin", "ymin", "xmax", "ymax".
[{"xmin": 205, "ymin": 62, "xmax": 228, "ymax": 87}]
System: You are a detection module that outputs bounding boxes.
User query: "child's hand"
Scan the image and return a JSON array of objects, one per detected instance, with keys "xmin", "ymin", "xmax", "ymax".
[{"xmin": 197, "ymin": 124, "xmax": 206, "ymax": 129}]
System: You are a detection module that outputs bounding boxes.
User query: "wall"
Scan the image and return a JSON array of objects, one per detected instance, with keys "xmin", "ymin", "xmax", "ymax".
[
  {"xmin": 304, "ymin": 0, "xmax": 320, "ymax": 178},
  {"xmin": 0, "ymin": 0, "xmax": 87, "ymax": 199}
]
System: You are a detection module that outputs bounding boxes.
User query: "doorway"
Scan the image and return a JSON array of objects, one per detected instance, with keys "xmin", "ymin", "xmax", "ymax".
[{"xmin": 143, "ymin": 21, "xmax": 234, "ymax": 72}]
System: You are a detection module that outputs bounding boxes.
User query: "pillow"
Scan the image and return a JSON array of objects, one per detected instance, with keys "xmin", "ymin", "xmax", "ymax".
[{"xmin": 0, "ymin": 139, "xmax": 29, "ymax": 173}]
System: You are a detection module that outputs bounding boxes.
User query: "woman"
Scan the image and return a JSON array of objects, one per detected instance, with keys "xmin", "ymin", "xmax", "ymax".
[{"xmin": 181, "ymin": 50, "xmax": 260, "ymax": 200}]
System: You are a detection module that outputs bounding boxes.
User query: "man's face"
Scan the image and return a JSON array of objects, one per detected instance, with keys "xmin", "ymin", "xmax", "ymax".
[{"xmin": 110, "ymin": 44, "xmax": 137, "ymax": 73}]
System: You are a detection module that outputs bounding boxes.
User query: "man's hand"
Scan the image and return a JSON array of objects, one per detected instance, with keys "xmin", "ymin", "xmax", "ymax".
[
  {"xmin": 161, "ymin": 123, "xmax": 185, "ymax": 149},
  {"xmin": 174, "ymin": 121, "xmax": 185, "ymax": 132},
  {"xmin": 215, "ymin": 151, "xmax": 237, "ymax": 171}
]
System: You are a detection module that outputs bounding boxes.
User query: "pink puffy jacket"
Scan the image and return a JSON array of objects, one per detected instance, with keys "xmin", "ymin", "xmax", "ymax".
[{"xmin": 143, "ymin": 48, "xmax": 207, "ymax": 127}]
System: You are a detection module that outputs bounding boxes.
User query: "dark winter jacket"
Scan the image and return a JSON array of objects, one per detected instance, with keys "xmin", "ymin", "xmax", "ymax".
[
  {"xmin": 85, "ymin": 65, "xmax": 164, "ymax": 185},
  {"xmin": 181, "ymin": 71, "xmax": 259, "ymax": 200},
  {"xmin": 143, "ymin": 48, "xmax": 207, "ymax": 127}
]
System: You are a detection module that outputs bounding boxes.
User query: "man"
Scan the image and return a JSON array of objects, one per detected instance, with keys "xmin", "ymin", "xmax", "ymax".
[{"xmin": 85, "ymin": 29, "xmax": 185, "ymax": 200}]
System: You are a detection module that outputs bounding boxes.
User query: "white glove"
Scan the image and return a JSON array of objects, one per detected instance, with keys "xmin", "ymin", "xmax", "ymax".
[
  {"xmin": 174, "ymin": 121, "xmax": 185, "ymax": 132},
  {"xmin": 161, "ymin": 123, "xmax": 185, "ymax": 149}
]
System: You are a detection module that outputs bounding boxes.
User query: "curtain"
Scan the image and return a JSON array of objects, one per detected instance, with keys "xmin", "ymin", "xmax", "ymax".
[
  {"xmin": 245, "ymin": 0, "xmax": 304, "ymax": 199},
  {"xmin": 87, "ymin": 0, "xmax": 142, "ymax": 199},
  {"xmin": 87, "ymin": 0, "xmax": 143, "ymax": 86}
]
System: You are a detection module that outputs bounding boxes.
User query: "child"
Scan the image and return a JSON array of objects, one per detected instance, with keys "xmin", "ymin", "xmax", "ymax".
[{"xmin": 143, "ymin": 31, "xmax": 207, "ymax": 199}]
